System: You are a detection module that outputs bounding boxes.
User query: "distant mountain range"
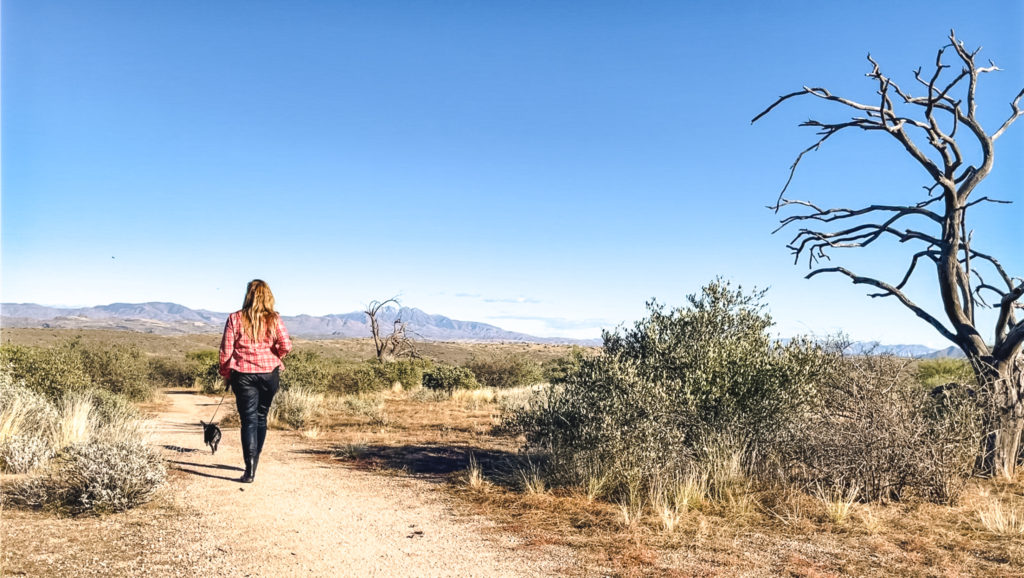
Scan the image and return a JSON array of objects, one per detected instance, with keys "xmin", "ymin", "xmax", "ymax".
[
  {"xmin": 0, "ymin": 301, "xmax": 966, "ymax": 357},
  {"xmin": 0, "ymin": 302, "xmax": 600, "ymax": 345},
  {"xmin": 844, "ymin": 341, "xmax": 965, "ymax": 359}
]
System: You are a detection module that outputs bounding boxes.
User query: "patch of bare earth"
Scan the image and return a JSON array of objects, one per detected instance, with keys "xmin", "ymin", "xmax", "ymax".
[{"xmin": 1, "ymin": 389, "xmax": 579, "ymax": 577}]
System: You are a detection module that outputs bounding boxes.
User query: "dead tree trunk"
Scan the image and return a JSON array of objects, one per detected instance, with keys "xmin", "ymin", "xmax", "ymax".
[
  {"xmin": 364, "ymin": 298, "xmax": 398, "ymax": 362},
  {"xmin": 753, "ymin": 31, "xmax": 1024, "ymax": 477},
  {"xmin": 364, "ymin": 298, "xmax": 417, "ymax": 362},
  {"xmin": 976, "ymin": 355, "xmax": 1024, "ymax": 478}
]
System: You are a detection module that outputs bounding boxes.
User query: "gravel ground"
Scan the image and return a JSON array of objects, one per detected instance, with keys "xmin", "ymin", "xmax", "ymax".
[{"xmin": 1, "ymin": 389, "xmax": 580, "ymax": 577}]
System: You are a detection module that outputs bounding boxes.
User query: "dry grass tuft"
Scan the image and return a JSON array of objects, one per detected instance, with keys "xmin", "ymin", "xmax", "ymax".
[
  {"xmin": 617, "ymin": 479, "xmax": 645, "ymax": 529},
  {"xmin": 269, "ymin": 387, "xmax": 323, "ymax": 429},
  {"xmin": 580, "ymin": 467, "xmax": 612, "ymax": 502},
  {"xmin": 519, "ymin": 458, "xmax": 546, "ymax": 496},
  {"xmin": 975, "ymin": 495, "xmax": 1024, "ymax": 537},
  {"xmin": 333, "ymin": 440, "xmax": 368, "ymax": 460},
  {"xmin": 815, "ymin": 483, "xmax": 859, "ymax": 525},
  {"xmin": 52, "ymin": 393, "xmax": 96, "ymax": 450},
  {"xmin": 859, "ymin": 504, "xmax": 883, "ymax": 534},
  {"xmin": 466, "ymin": 452, "xmax": 484, "ymax": 489}
]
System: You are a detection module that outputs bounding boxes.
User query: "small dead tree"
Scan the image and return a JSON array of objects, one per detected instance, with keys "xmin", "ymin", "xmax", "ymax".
[
  {"xmin": 753, "ymin": 31, "xmax": 1024, "ymax": 477},
  {"xmin": 364, "ymin": 298, "xmax": 417, "ymax": 362}
]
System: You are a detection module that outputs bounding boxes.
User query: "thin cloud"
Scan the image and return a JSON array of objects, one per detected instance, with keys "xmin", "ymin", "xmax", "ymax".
[
  {"xmin": 486, "ymin": 315, "xmax": 616, "ymax": 331},
  {"xmin": 482, "ymin": 296, "xmax": 541, "ymax": 304}
]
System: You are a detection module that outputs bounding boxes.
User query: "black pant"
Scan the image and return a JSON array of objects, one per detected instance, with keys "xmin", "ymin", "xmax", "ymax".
[{"xmin": 231, "ymin": 369, "xmax": 279, "ymax": 463}]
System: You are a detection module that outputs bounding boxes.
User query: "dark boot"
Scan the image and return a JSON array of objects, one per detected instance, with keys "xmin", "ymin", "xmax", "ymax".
[
  {"xmin": 250, "ymin": 456, "xmax": 260, "ymax": 481},
  {"xmin": 239, "ymin": 457, "xmax": 254, "ymax": 483}
]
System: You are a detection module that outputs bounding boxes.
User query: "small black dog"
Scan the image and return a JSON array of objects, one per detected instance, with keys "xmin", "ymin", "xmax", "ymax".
[{"xmin": 201, "ymin": 421, "xmax": 222, "ymax": 454}]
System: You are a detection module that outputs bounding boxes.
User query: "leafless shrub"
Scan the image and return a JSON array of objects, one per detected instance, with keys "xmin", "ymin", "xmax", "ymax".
[{"xmin": 779, "ymin": 353, "xmax": 983, "ymax": 503}]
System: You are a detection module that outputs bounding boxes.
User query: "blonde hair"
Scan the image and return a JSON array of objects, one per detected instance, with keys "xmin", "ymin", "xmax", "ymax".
[{"xmin": 240, "ymin": 279, "xmax": 279, "ymax": 342}]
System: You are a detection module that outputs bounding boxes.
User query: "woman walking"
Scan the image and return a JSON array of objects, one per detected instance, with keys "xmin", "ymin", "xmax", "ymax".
[{"xmin": 219, "ymin": 279, "xmax": 293, "ymax": 483}]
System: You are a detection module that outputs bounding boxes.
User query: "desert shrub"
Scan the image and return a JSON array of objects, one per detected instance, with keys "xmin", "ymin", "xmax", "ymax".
[
  {"xmin": 780, "ymin": 353, "xmax": 983, "ymax": 503},
  {"xmin": 329, "ymin": 359, "xmax": 433, "ymax": 394},
  {"xmin": 269, "ymin": 387, "xmax": 323, "ymax": 429},
  {"xmin": 541, "ymin": 347, "xmax": 588, "ymax": 384},
  {"xmin": 6, "ymin": 441, "xmax": 166, "ymax": 515},
  {"xmin": 0, "ymin": 434, "xmax": 54, "ymax": 474},
  {"xmin": 0, "ymin": 341, "xmax": 93, "ymax": 400},
  {"xmin": 916, "ymin": 357, "xmax": 976, "ymax": 388},
  {"xmin": 331, "ymin": 363, "xmax": 390, "ymax": 394},
  {"xmin": 467, "ymin": 354, "xmax": 543, "ymax": 389},
  {"xmin": 186, "ymin": 350, "xmax": 222, "ymax": 393},
  {"xmin": 423, "ymin": 364, "xmax": 480, "ymax": 395},
  {"xmin": 80, "ymin": 344, "xmax": 152, "ymax": 400},
  {"xmin": 147, "ymin": 356, "xmax": 194, "ymax": 388},
  {"xmin": 509, "ymin": 280, "xmax": 828, "ymax": 498},
  {"xmin": 2, "ymin": 340, "xmax": 157, "ymax": 401},
  {"xmin": 280, "ymin": 350, "xmax": 332, "ymax": 393},
  {"xmin": 374, "ymin": 358, "xmax": 433, "ymax": 389}
]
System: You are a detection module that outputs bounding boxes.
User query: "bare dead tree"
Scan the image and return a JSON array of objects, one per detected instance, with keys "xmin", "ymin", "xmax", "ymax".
[
  {"xmin": 753, "ymin": 30, "xmax": 1024, "ymax": 477},
  {"xmin": 364, "ymin": 297, "xmax": 417, "ymax": 362}
]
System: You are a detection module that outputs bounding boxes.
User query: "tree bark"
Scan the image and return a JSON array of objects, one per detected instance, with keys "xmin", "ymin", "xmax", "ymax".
[{"xmin": 974, "ymin": 356, "xmax": 1024, "ymax": 477}]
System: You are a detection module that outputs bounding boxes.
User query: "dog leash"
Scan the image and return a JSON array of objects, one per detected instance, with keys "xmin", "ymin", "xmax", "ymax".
[{"xmin": 207, "ymin": 388, "xmax": 230, "ymax": 423}]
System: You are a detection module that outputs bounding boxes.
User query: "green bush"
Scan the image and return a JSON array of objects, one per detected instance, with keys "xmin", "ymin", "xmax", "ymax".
[
  {"xmin": 541, "ymin": 347, "xmax": 588, "ymax": 384},
  {"xmin": 1, "ymin": 341, "xmax": 93, "ymax": 401},
  {"xmin": 80, "ymin": 344, "xmax": 151, "ymax": 401},
  {"xmin": 6, "ymin": 441, "xmax": 166, "ymax": 515},
  {"xmin": 328, "ymin": 359, "xmax": 434, "ymax": 395},
  {"xmin": 185, "ymin": 350, "xmax": 222, "ymax": 393},
  {"xmin": 422, "ymin": 364, "xmax": 480, "ymax": 395},
  {"xmin": 467, "ymin": 354, "xmax": 543, "ymax": 389},
  {"xmin": 509, "ymin": 280, "xmax": 829, "ymax": 496},
  {"xmin": 916, "ymin": 357, "xmax": 976, "ymax": 388},
  {"xmin": 147, "ymin": 356, "xmax": 194, "ymax": 388},
  {"xmin": 1, "ymin": 340, "xmax": 156, "ymax": 401},
  {"xmin": 280, "ymin": 350, "xmax": 332, "ymax": 393},
  {"xmin": 375, "ymin": 358, "xmax": 433, "ymax": 389}
]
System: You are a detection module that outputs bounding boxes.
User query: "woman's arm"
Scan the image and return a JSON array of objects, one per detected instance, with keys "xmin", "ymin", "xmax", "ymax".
[
  {"xmin": 218, "ymin": 313, "xmax": 237, "ymax": 378},
  {"xmin": 272, "ymin": 315, "xmax": 293, "ymax": 359}
]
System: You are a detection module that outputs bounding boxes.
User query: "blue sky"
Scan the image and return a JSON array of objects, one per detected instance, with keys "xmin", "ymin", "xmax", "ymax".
[{"xmin": 3, "ymin": 1, "xmax": 1022, "ymax": 347}]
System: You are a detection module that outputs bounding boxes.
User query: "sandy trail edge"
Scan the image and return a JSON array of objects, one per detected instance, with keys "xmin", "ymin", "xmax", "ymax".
[{"xmin": 151, "ymin": 388, "xmax": 578, "ymax": 577}]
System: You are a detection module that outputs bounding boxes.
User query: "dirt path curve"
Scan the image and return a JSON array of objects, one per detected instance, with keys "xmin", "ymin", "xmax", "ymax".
[{"xmin": 150, "ymin": 389, "xmax": 577, "ymax": 577}]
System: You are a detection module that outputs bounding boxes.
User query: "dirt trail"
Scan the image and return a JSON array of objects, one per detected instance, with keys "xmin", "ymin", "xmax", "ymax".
[
  {"xmin": 2, "ymin": 390, "xmax": 578, "ymax": 577},
  {"xmin": 152, "ymin": 388, "xmax": 576, "ymax": 576}
]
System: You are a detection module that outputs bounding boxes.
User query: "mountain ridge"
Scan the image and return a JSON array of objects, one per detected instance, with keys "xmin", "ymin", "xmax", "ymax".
[
  {"xmin": 0, "ymin": 301, "xmax": 966, "ymax": 356},
  {"xmin": 0, "ymin": 301, "xmax": 600, "ymax": 345}
]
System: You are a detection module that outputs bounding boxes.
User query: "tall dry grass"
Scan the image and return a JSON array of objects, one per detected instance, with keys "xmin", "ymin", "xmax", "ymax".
[
  {"xmin": 50, "ymin": 391, "xmax": 149, "ymax": 449},
  {"xmin": 975, "ymin": 495, "xmax": 1024, "ymax": 537},
  {"xmin": 815, "ymin": 482, "xmax": 859, "ymax": 525},
  {"xmin": 269, "ymin": 387, "xmax": 324, "ymax": 429}
]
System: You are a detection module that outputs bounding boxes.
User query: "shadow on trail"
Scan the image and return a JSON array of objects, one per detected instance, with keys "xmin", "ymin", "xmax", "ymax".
[
  {"xmin": 162, "ymin": 445, "xmax": 200, "ymax": 453},
  {"xmin": 169, "ymin": 459, "xmax": 244, "ymax": 472},
  {"xmin": 169, "ymin": 458, "xmax": 244, "ymax": 481},
  {"xmin": 172, "ymin": 466, "xmax": 241, "ymax": 482},
  {"xmin": 297, "ymin": 444, "xmax": 530, "ymax": 489}
]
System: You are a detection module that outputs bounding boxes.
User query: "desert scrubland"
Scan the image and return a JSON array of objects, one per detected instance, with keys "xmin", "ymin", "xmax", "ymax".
[{"xmin": 2, "ymin": 286, "xmax": 1023, "ymax": 577}]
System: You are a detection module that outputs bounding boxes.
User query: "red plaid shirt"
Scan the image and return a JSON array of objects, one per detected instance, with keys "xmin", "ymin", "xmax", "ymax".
[{"xmin": 218, "ymin": 311, "xmax": 293, "ymax": 378}]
